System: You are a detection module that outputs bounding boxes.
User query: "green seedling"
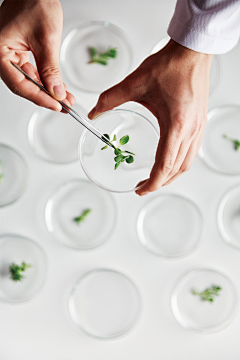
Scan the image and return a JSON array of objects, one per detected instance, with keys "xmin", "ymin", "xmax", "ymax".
[
  {"xmin": 9, "ymin": 262, "xmax": 32, "ymax": 282},
  {"xmin": 74, "ymin": 209, "xmax": 92, "ymax": 225},
  {"xmin": 88, "ymin": 47, "xmax": 117, "ymax": 65},
  {"xmin": 101, "ymin": 134, "xmax": 136, "ymax": 170},
  {"xmin": 223, "ymin": 134, "xmax": 240, "ymax": 151},
  {"xmin": 192, "ymin": 285, "xmax": 222, "ymax": 302}
]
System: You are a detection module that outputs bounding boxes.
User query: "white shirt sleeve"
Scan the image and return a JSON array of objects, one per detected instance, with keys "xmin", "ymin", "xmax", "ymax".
[{"xmin": 167, "ymin": 0, "xmax": 240, "ymax": 54}]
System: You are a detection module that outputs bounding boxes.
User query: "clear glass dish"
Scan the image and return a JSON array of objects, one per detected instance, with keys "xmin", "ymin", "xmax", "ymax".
[
  {"xmin": 0, "ymin": 144, "xmax": 28, "ymax": 207},
  {"xmin": 0, "ymin": 234, "xmax": 47, "ymax": 303},
  {"xmin": 45, "ymin": 179, "xmax": 117, "ymax": 249},
  {"xmin": 199, "ymin": 105, "xmax": 240, "ymax": 175},
  {"xmin": 171, "ymin": 268, "xmax": 238, "ymax": 333},
  {"xmin": 69, "ymin": 268, "xmax": 141, "ymax": 339},
  {"xmin": 137, "ymin": 194, "xmax": 202, "ymax": 258},
  {"xmin": 150, "ymin": 36, "xmax": 221, "ymax": 95},
  {"xmin": 28, "ymin": 103, "xmax": 87, "ymax": 164},
  {"xmin": 218, "ymin": 184, "xmax": 240, "ymax": 250},
  {"xmin": 60, "ymin": 21, "xmax": 133, "ymax": 93},
  {"xmin": 79, "ymin": 109, "xmax": 159, "ymax": 193}
]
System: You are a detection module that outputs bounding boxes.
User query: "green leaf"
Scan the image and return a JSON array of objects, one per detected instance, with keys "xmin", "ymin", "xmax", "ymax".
[
  {"xmin": 74, "ymin": 209, "xmax": 92, "ymax": 225},
  {"xmin": 114, "ymin": 148, "xmax": 122, "ymax": 155},
  {"xmin": 99, "ymin": 48, "xmax": 117, "ymax": 59},
  {"xmin": 114, "ymin": 161, "xmax": 121, "ymax": 170},
  {"xmin": 101, "ymin": 145, "xmax": 108, "ymax": 150},
  {"xmin": 124, "ymin": 150, "xmax": 136, "ymax": 155},
  {"xmin": 9, "ymin": 262, "xmax": 32, "ymax": 282},
  {"xmin": 126, "ymin": 155, "xmax": 134, "ymax": 163},
  {"xmin": 233, "ymin": 140, "xmax": 240, "ymax": 150},
  {"xmin": 95, "ymin": 59, "xmax": 108, "ymax": 65},
  {"xmin": 89, "ymin": 47, "xmax": 97, "ymax": 59},
  {"xmin": 119, "ymin": 135, "xmax": 129, "ymax": 146},
  {"xmin": 112, "ymin": 134, "xmax": 117, "ymax": 142},
  {"xmin": 114, "ymin": 155, "xmax": 123, "ymax": 163},
  {"xmin": 103, "ymin": 134, "xmax": 110, "ymax": 140}
]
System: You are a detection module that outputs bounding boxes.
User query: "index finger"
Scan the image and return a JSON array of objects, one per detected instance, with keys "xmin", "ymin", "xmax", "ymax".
[{"xmin": 0, "ymin": 47, "xmax": 62, "ymax": 111}]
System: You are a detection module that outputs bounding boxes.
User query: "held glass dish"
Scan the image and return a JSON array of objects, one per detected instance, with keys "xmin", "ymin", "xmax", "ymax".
[{"xmin": 79, "ymin": 109, "xmax": 159, "ymax": 193}]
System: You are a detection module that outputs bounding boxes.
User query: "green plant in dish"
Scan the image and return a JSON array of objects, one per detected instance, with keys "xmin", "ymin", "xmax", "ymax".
[
  {"xmin": 9, "ymin": 262, "xmax": 32, "ymax": 282},
  {"xmin": 101, "ymin": 134, "xmax": 136, "ymax": 170},
  {"xmin": 74, "ymin": 209, "xmax": 92, "ymax": 225},
  {"xmin": 223, "ymin": 134, "xmax": 240, "ymax": 151},
  {"xmin": 88, "ymin": 47, "xmax": 117, "ymax": 65},
  {"xmin": 192, "ymin": 285, "xmax": 222, "ymax": 302}
]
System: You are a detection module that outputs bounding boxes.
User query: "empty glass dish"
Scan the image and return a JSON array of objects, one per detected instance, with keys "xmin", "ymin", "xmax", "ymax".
[
  {"xmin": 0, "ymin": 234, "xmax": 47, "ymax": 303},
  {"xmin": 137, "ymin": 194, "xmax": 202, "ymax": 258},
  {"xmin": 60, "ymin": 21, "xmax": 133, "ymax": 93},
  {"xmin": 69, "ymin": 268, "xmax": 141, "ymax": 339},
  {"xmin": 199, "ymin": 105, "xmax": 240, "ymax": 175},
  {"xmin": 45, "ymin": 179, "xmax": 116, "ymax": 249},
  {"xmin": 218, "ymin": 184, "xmax": 240, "ymax": 250},
  {"xmin": 28, "ymin": 103, "xmax": 87, "ymax": 164},
  {"xmin": 171, "ymin": 268, "xmax": 238, "ymax": 333},
  {"xmin": 79, "ymin": 109, "xmax": 159, "ymax": 193},
  {"xmin": 0, "ymin": 144, "xmax": 27, "ymax": 207},
  {"xmin": 150, "ymin": 36, "xmax": 221, "ymax": 95}
]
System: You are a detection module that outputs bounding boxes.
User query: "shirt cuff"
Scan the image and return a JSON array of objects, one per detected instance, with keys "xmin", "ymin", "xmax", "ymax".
[{"xmin": 168, "ymin": 17, "xmax": 239, "ymax": 55}]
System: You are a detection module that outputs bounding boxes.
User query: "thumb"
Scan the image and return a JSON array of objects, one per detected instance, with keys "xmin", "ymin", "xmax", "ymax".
[
  {"xmin": 88, "ymin": 78, "xmax": 133, "ymax": 119},
  {"xmin": 34, "ymin": 43, "xmax": 66, "ymax": 101}
]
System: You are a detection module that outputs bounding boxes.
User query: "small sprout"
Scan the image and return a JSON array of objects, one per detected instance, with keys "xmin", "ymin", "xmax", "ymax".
[
  {"xmin": 192, "ymin": 285, "xmax": 222, "ymax": 302},
  {"xmin": 74, "ymin": 209, "xmax": 92, "ymax": 225},
  {"xmin": 126, "ymin": 155, "xmax": 134, "ymax": 164},
  {"xmin": 101, "ymin": 134, "xmax": 136, "ymax": 170},
  {"xmin": 119, "ymin": 135, "xmax": 129, "ymax": 146},
  {"xmin": 223, "ymin": 134, "xmax": 240, "ymax": 151},
  {"xmin": 9, "ymin": 262, "xmax": 32, "ymax": 282},
  {"xmin": 88, "ymin": 47, "xmax": 117, "ymax": 66}
]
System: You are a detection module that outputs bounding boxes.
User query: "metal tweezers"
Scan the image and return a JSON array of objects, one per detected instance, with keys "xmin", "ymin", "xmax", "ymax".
[{"xmin": 11, "ymin": 62, "xmax": 115, "ymax": 149}]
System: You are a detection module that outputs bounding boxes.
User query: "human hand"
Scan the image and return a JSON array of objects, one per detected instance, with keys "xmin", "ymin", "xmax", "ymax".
[
  {"xmin": 0, "ymin": 0, "xmax": 75, "ymax": 111},
  {"xmin": 88, "ymin": 39, "xmax": 213, "ymax": 195}
]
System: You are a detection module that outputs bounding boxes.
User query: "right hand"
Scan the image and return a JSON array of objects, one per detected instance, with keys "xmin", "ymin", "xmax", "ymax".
[{"xmin": 0, "ymin": 0, "xmax": 75, "ymax": 111}]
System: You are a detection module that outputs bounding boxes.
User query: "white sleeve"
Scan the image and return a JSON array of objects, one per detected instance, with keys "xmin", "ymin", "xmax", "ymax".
[{"xmin": 167, "ymin": 0, "xmax": 240, "ymax": 54}]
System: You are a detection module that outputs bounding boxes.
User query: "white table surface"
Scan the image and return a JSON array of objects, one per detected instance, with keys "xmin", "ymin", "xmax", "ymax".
[{"xmin": 1, "ymin": 0, "xmax": 240, "ymax": 359}]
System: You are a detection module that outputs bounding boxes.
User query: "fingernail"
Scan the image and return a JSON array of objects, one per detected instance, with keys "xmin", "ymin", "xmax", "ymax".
[
  {"xmin": 138, "ymin": 191, "xmax": 149, "ymax": 196},
  {"xmin": 88, "ymin": 107, "xmax": 96, "ymax": 119},
  {"xmin": 53, "ymin": 83, "xmax": 66, "ymax": 99}
]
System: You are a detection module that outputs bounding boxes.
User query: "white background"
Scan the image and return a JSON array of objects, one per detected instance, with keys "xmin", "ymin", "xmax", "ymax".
[{"xmin": 1, "ymin": 0, "xmax": 240, "ymax": 359}]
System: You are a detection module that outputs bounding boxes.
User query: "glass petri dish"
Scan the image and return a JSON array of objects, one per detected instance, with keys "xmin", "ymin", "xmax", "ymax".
[
  {"xmin": 137, "ymin": 194, "xmax": 202, "ymax": 258},
  {"xmin": 218, "ymin": 184, "xmax": 240, "ymax": 250},
  {"xmin": 60, "ymin": 21, "xmax": 133, "ymax": 93},
  {"xmin": 45, "ymin": 179, "xmax": 116, "ymax": 249},
  {"xmin": 28, "ymin": 104, "xmax": 87, "ymax": 164},
  {"xmin": 199, "ymin": 105, "xmax": 240, "ymax": 175},
  {"xmin": 150, "ymin": 36, "xmax": 221, "ymax": 94},
  {"xmin": 171, "ymin": 268, "xmax": 238, "ymax": 333},
  {"xmin": 69, "ymin": 269, "xmax": 141, "ymax": 339},
  {"xmin": 79, "ymin": 109, "xmax": 159, "ymax": 193},
  {"xmin": 0, "ymin": 234, "xmax": 47, "ymax": 303},
  {"xmin": 0, "ymin": 144, "xmax": 27, "ymax": 207}
]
